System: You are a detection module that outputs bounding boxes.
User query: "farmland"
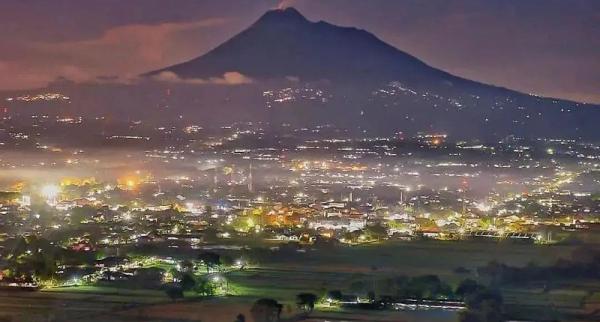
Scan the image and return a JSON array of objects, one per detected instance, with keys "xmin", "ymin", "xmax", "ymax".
[{"xmin": 2, "ymin": 240, "xmax": 598, "ymax": 322}]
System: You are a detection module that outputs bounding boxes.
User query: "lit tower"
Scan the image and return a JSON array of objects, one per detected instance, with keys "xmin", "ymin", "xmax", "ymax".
[
  {"xmin": 213, "ymin": 168, "xmax": 219, "ymax": 193},
  {"xmin": 462, "ymin": 179, "xmax": 468, "ymax": 216},
  {"xmin": 248, "ymin": 163, "xmax": 254, "ymax": 193}
]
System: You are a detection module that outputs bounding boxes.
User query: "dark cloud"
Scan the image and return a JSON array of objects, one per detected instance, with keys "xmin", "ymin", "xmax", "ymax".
[
  {"xmin": 0, "ymin": 0, "xmax": 598, "ymax": 103},
  {"xmin": 0, "ymin": 18, "xmax": 228, "ymax": 89}
]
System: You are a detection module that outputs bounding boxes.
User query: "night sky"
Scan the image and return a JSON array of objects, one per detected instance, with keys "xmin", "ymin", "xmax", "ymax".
[{"xmin": 1, "ymin": 0, "xmax": 598, "ymax": 103}]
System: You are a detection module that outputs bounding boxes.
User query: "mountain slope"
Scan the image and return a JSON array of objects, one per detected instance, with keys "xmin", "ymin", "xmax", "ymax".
[{"xmin": 141, "ymin": 7, "xmax": 599, "ymax": 140}]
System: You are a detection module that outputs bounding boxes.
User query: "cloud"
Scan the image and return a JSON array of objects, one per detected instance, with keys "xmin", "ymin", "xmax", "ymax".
[
  {"xmin": 0, "ymin": 18, "xmax": 227, "ymax": 90},
  {"xmin": 151, "ymin": 71, "xmax": 253, "ymax": 85},
  {"xmin": 285, "ymin": 76, "xmax": 301, "ymax": 82},
  {"xmin": 277, "ymin": 0, "xmax": 297, "ymax": 10},
  {"xmin": 214, "ymin": 72, "xmax": 254, "ymax": 85}
]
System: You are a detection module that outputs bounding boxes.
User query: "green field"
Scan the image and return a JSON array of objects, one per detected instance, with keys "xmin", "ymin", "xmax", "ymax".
[
  {"xmin": 241, "ymin": 240, "xmax": 578, "ymax": 282},
  {"xmin": 1, "ymin": 240, "xmax": 597, "ymax": 322}
]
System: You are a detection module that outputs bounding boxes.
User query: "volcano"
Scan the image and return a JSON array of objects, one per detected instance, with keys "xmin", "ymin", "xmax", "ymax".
[{"xmin": 137, "ymin": 8, "xmax": 599, "ymax": 139}]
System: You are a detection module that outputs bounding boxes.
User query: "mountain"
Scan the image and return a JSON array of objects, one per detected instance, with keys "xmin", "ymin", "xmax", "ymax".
[
  {"xmin": 148, "ymin": 7, "xmax": 526, "ymax": 93},
  {"xmin": 144, "ymin": 7, "xmax": 600, "ymax": 140},
  {"xmin": 152, "ymin": 7, "xmax": 449, "ymax": 83},
  {"xmin": 8, "ymin": 8, "xmax": 594, "ymax": 141}
]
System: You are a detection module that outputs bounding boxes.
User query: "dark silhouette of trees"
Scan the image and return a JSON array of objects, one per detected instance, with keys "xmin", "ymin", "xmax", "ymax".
[
  {"xmin": 397, "ymin": 274, "xmax": 452, "ymax": 299},
  {"xmin": 133, "ymin": 267, "xmax": 165, "ymax": 288},
  {"xmin": 6, "ymin": 236, "xmax": 60, "ymax": 281},
  {"xmin": 457, "ymin": 280, "xmax": 504, "ymax": 322},
  {"xmin": 456, "ymin": 279, "xmax": 485, "ymax": 299},
  {"xmin": 478, "ymin": 255, "xmax": 600, "ymax": 286},
  {"xmin": 296, "ymin": 293, "xmax": 318, "ymax": 313},
  {"xmin": 367, "ymin": 291, "xmax": 376, "ymax": 303},
  {"xmin": 250, "ymin": 298, "xmax": 283, "ymax": 322},
  {"xmin": 364, "ymin": 223, "xmax": 387, "ymax": 241},
  {"xmin": 198, "ymin": 252, "xmax": 221, "ymax": 273},
  {"xmin": 165, "ymin": 286, "xmax": 184, "ymax": 301},
  {"xmin": 326, "ymin": 290, "xmax": 343, "ymax": 302},
  {"xmin": 180, "ymin": 273, "xmax": 196, "ymax": 291},
  {"xmin": 180, "ymin": 259, "xmax": 194, "ymax": 273}
]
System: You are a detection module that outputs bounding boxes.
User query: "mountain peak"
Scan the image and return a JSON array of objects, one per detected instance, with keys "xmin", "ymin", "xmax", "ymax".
[
  {"xmin": 256, "ymin": 7, "xmax": 308, "ymax": 25},
  {"xmin": 149, "ymin": 5, "xmax": 434, "ymax": 81}
]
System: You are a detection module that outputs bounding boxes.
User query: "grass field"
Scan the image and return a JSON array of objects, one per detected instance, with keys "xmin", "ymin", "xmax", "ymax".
[
  {"xmin": 245, "ymin": 240, "xmax": 578, "ymax": 283},
  {"xmin": 0, "ymin": 240, "xmax": 594, "ymax": 322}
]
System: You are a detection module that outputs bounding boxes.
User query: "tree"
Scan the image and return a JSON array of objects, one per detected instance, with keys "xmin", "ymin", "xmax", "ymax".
[
  {"xmin": 195, "ymin": 277, "xmax": 217, "ymax": 296},
  {"xmin": 296, "ymin": 293, "xmax": 318, "ymax": 313},
  {"xmin": 198, "ymin": 252, "xmax": 221, "ymax": 273},
  {"xmin": 165, "ymin": 286, "xmax": 184, "ymax": 301},
  {"xmin": 326, "ymin": 290, "xmax": 343, "ymax": 302},
  {"xmin": 405, "ymin": 275, "xmax": 437, "ymax": 299},
  {"xmin": 396, "ymin": 274, "xmax": 454, "ymax": 299},
  {"xmin": 30, "ymin": 252, "xmax": 57, "ymax": 280},
  {"xmin": 134, "ymin": 267, "xmax": 165, "ymax": 288},
  {"xmin": 367, "ymin": 291, "xmax": 376, "ymax": 303},
  {"xmin": 459, "ymin": 288, "xmax": 504, "ymax": 322},
  {"xmin": 10, "ymin": 236, "xmax": 28, "ymax": 259},
  {"xmin": 219, "ymin": 254, "xmax": 234, "ymax": 267},
  {"xmin": 464, "ymin": 289, "xmax": 503, "ymax": 312},
  {"xmin": 456, "ymin": 279, "xmax": 484, "ymax": 299},
  {"xmin": 180, "ymin": 273, "xmax": 196, "ymax": 291},
  {"xmin": 180, "ymin": 259, "xmax": 194, "ymax": 273},
  {"xmin": 250, "ymin": 298, "xmax": 283, "ymax": 322},
  {"xmin": 364, "ymin": 223, "xmax": 388, "ymax": 241}
]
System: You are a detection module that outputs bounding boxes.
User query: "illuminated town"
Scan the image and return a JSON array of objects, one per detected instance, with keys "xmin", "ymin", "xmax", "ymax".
[
  {"xmin": 1, "ymin": 112, "xmax": 600, "ymax": 321},
  {"xmin": 1, "ymin": 2, "xmax": 599, "ymax": 322}
]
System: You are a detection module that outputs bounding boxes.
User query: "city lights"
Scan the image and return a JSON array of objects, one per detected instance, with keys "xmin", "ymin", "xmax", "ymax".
[
  {"xmin": 41, "ymin": 184, "xmax": 60, "ymax": 205},
  {"xmin": 0, "ymin": 3, "xmax": 596, "ymax": 321}
]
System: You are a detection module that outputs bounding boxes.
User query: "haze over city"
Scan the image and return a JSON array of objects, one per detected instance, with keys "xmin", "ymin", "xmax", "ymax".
[{"xmin": 0, "ymin": 1, "xmax": 599, "ymax": 322}]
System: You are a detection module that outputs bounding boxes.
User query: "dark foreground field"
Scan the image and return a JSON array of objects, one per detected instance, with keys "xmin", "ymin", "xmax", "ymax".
[{"xmin": 2, "ymin": 241, "xmax": 599, "ymax": 322}]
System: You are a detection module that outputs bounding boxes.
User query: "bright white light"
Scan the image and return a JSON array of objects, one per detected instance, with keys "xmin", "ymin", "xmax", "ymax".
[{"xmin": 41, "ymin": 184, "xmax": 60, "ymax": 204}]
